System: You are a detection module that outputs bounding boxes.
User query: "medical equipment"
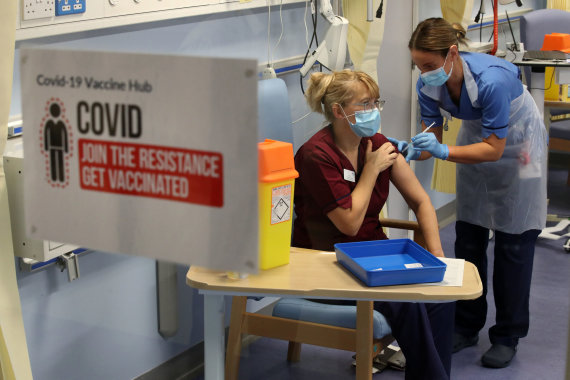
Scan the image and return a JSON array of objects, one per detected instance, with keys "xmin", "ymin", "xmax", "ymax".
[
  {"xmin": 3, "ymin": 137, "xmax": 80, "ymax": 264},
  {"xmin": 401, "ymin": 122, "xmax": 436, "ymax": 154},
  {"xmin": 299, "ymin": 1, "xmax": 348, "ymax": 77}
]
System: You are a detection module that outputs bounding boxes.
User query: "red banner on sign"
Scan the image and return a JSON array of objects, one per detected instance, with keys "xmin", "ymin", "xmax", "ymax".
[{"xmin": 78, "ymin": 139, "xmax": 223, "ymax": 207}]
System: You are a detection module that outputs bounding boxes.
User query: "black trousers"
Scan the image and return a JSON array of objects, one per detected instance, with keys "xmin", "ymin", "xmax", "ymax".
[
  {"xmin": 314, "ymin": 299, "xmax": 454, "ymax": 380},
  {"xmin": 454, "ymin": 220, "xmax": 540, "ymax": 347}
]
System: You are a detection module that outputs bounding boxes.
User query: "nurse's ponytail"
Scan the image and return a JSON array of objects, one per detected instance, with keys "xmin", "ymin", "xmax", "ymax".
[
  {"xmin": 452, "ymin": 22, "xmax": 468, "ymax": 44},
  {"xmin": 305, "ymin": 70, "xmax": 379, "ymax": 123}
]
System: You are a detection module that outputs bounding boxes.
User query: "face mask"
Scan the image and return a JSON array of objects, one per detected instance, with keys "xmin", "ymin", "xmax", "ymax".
[
  {"xmin": 420, "ymin": 52, "xmax": 454, "ymax": 87},
  {"xmin": 340, "ymin": 106, "xmax": 381, "ymax": 137}
]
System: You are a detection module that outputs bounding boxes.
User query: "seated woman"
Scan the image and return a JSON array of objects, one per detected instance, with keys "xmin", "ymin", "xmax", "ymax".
[{"xmin": 293, "ymin": 70, "xmax": 453, "ymax": 380}]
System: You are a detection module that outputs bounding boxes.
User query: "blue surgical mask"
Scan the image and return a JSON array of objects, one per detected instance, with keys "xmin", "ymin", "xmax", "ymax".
[
  {"xmin": 340, "ymin": 106, "xmax": 381, "ymax": 137},
  {"xmin": 420, "ymin": 52, "xmax": 454, "ymax": 87}
]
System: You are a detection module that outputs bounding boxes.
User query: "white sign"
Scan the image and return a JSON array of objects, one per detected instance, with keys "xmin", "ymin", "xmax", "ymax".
[{"xmin": 20, "ymin": 48, "xmax": 259, "ymax": 272}]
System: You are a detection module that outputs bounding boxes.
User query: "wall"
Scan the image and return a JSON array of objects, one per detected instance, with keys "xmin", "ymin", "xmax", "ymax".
[
  {"xmin": 376, "ymin": 0, "xmax": 414, "ymax": 224},
  {"xmin": 11, "ymin": 4, "xmax": 321, "ymax": 379}
]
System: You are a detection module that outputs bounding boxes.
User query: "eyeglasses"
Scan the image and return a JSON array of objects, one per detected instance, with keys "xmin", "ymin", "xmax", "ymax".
[{"xmin": 349, "ymin": 99, "xmax": 385, "ymax": 112}]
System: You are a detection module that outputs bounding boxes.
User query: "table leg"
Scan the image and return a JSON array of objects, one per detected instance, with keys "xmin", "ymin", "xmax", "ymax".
[
  {"xmin": 355, "ymin": 301, "xmax": 373, "ymax": 380},
  {"xmin": 226, "ymin": 296, "xmax": 247, "ymax": 380},
  {"xmin": 204, "ymin": 294, "xmax": 225, "ymax": 380}
]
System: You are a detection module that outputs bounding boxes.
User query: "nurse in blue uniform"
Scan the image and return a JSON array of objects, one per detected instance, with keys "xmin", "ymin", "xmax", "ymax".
[{"xmin": 397, "ymin": 18, "xmax": 547, "ymax": 368}]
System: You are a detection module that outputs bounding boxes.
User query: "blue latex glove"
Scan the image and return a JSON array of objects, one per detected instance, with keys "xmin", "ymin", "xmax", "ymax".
[
  {"xmin": 387, "ymin": 137, "xmax": 421, "ymax": 163},
  {"xmin": 411, "ymin": 132, "xmax": 449, "ymax": 160}
]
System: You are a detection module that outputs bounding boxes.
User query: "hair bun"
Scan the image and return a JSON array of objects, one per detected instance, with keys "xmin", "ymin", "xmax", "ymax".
[{"xmin": 451, "ymin": 22, "xmax": 466, "ymax": 39}]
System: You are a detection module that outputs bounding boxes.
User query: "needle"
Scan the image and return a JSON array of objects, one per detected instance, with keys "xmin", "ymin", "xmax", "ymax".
[{"xmin": 401, "ymin": 121, "xmax": 436, "ymax": 154}]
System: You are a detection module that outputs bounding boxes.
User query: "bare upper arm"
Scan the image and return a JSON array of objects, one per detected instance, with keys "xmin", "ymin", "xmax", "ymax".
[{"xmin": 389, "ymin": 154, "xmax": 430, "ymax": 211}]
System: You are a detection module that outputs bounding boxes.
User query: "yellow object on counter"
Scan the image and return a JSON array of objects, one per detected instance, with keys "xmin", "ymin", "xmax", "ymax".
[{"xmin": 258, "ymin": 139, "xmax": 299, "ymax": 270}]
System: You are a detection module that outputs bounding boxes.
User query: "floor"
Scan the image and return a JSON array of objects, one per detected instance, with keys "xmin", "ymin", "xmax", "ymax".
[{"xmin": 194, "ymin": 167, "xmax": 570, "ymax": 380}]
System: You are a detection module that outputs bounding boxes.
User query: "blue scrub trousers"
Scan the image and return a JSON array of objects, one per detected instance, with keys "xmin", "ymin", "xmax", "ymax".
[
  {"xmin": 454, "ymin": 220, "xmax": 540, "ymax": 348},
  {"xmin": 377, "ymin": 301, "xmax": 454, "ymax": 380}
]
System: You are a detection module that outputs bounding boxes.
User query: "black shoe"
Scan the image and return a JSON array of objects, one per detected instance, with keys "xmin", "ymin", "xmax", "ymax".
[
  {"xmin": 481, "ymin": 344, "xmax": 517, "ymax": 368},
  {"xmin": 452, "ymin": 332, "xmax": 478, "ymax": 353}
]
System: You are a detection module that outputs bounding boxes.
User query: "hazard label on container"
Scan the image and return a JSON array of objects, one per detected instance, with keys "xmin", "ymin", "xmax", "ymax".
[{"xmin": 271, "ymin": 184, "xmax": 292, "ymax": 224}]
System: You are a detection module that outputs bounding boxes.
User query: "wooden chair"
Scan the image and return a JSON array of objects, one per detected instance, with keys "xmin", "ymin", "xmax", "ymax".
[
  {"xmin": 225, "ymin": 217, "xmax": 428, "ymax": 380},
  {"xmin": 545, "ymin": 101, "xmax": 570, "ymax": 185}
]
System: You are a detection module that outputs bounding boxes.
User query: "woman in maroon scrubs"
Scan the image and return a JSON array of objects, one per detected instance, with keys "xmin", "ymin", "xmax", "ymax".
[{"xmin": 292, "ymin": 70, "xmax": 454, "ymax": 380}]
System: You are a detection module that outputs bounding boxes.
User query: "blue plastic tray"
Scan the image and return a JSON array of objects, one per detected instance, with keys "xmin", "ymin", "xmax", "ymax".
[{"xmin": 334, "ymin": 239, "xmax": 447, "ymax": 287}]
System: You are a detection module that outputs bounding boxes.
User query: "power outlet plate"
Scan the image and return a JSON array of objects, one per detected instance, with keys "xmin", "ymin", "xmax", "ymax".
[
  {"xmin": 56, "ymin": 0, "xmax": 86, "ymax": 16},
  {"xmin": 22, "ymin": 0, "xmax": 55, "ymax": 21},
  {"xmin": 261, "ymin": 67, "xmax": 277, "ymax": 80}
]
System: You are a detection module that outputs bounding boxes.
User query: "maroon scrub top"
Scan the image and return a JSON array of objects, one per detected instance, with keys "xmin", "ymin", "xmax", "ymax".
[{"xmin": 292, "ymin": 126, "xmax": 394, "ymax": 251}]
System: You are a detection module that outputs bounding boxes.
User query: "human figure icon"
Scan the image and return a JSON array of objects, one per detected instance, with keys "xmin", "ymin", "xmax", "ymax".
[{"xmin": 44, "ymin": 103, "xmax": 69, "ymax": 182}]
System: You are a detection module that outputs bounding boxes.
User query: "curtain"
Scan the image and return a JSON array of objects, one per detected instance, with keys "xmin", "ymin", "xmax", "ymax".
[
  {"xmin": 547, "ymin": 0, "xmax": 570, "ymax": 11},
  {"xmin": 341, "ymin": 0, "xmax": 386, "ymax": 83},
  {"xmin": 440, "ymin": 0, "xmax": 474, "ymax": 30},
  {"xmin": 431, "ymin": 118, "xmax": 460, "ymax": 193}
]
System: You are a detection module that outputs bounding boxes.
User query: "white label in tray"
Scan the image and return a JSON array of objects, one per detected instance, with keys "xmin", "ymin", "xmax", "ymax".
[{"xmin": 405, "ymin": 263, "xmax": 423, "ymax": 269}]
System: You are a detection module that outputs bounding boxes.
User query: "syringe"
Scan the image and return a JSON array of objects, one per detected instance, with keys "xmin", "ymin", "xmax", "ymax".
[{"xmin": 401, "ymin": 121, "xmax": 436, "ymax": 154}]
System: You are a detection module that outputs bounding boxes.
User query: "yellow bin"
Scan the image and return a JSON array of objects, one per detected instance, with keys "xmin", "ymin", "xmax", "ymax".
[{"xmin": 258, "ymin": 139, "xmax": 299, "ymax": 270}]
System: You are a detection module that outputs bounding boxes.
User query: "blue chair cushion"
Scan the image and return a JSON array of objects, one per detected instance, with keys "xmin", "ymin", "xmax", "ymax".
[
  {"xmin": 551, "ymin": 119, "xmax": 570, "ymax": 140},
  {"xmin": 272, "ymin": 298, "xmax": 392, "ymax": 339}
]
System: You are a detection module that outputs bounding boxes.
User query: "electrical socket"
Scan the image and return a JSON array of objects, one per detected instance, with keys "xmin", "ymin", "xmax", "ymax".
[
  {"xmin": 22, "ymin": 0, "xmax": 55, "ymax": 21},
  {"xmin": 261, "ymin": 67, "xmax": 277, "ymax": 80},
  {"xmin": 56, "ymin": 0, "xmax": 86, "ymax": 16}
]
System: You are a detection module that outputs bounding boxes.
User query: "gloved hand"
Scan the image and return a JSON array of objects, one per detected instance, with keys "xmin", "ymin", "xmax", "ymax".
[
  {"xmin": 411, "ymin": 132, "xmax": 449, "ymax": 160},
  {"xmin": 387, "ymin": 137, "xmax": 421, "ymax": 163}
]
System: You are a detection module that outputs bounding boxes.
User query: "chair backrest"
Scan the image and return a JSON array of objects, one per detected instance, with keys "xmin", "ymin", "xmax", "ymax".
[
  {"xmin": 257, "ymin": 78, "xmax": 294, "ymax": 144},
  {"xmin": 520, "ymin": 9, "xmax": 570, "ymax": 51},
  {"xmin": 520, "ymin": 9, "xmax": 570, "ymax": 88}
]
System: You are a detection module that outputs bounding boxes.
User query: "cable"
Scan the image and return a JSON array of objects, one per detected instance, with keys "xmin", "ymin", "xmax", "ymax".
[
  {"xmin": 475, "ymin": 0, "xmax": 485, "ymax": 42},
  {"xmin": 505, "ymin": 10, "xmax": 518, "ymax": 51},
  {"xmin": 266, "ymin": 2, "xmax": 271, "ymax": 66},
  {"xmin": 474, "ymin": 0, "xmax": 483, "ymax": 23},
  {"xmin": 313, "ymin": 0, "xmax": 319, "ymax": 47},
  {"xmin": 271, "ymin": 0, "xmax": 284, "ymax": 64},
  {"xmin": 529, "ymin": 69, "xmax": 556, "ymax": 91},
  {"xmin": 480, "ymin": 15, "xmax": 483, "ymax": 42},
  {"xmin": 300, "ymin": 0, "xmax": 320, "ymax": 94},
  {"xmin": 304, "ymin": 0, "xmax": 310, "ymax": 48},
  {"xmin": 292, "ymin": 111, "xmax": 312, "ymax": 124}
]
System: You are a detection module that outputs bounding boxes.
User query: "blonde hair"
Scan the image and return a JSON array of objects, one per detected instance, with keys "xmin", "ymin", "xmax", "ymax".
[
  {"xmin": 305, "ymin": 70, "xmax": 380, "ymax": 123},
  {"xmin": 408, "ymin": 17, "xmax": 468, "ymax": 57}
]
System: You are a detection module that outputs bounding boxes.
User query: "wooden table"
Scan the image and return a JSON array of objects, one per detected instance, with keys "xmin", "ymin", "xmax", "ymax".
[{"xmin": 187, "ymin": 247, "xmax": 483, "ymax": 380}]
